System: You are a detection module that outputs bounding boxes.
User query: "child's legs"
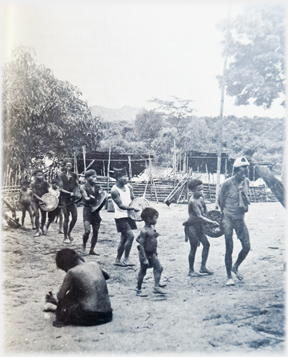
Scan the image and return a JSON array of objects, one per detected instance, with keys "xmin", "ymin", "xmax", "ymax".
[
  {"xmin": 188, "ymin": 225, "xmax": 198, "ymax": 271},
  {"xmin": 27, "ymin": 205, "xmax": 34, "ymax": 226},
  {"xmin": 83, "ymin": 220, "xmax": 91, "ymax": 247},
  {"xmin": 198, "ymin": 232, "xmax": 210, "ymax": 269},
  {"xmin": 21, "ymin": 208, "xmax": 26, "ymax": 226},
  {"xmin": 151, "ymin": 254, "xmax": 163, "ymax": 287},
  {"xmin": 31, "ymin": 202, "xmax": 40, "ymax": 231},
  {"xmin": 137, "ymin": 265, "xmax": 147, "ymax": 290}
]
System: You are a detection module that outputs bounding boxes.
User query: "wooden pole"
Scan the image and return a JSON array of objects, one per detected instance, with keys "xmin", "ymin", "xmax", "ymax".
[
  {"xmin": 215, "ymin": 7, "xmax": 230, "ymax": 208},
  {"xmin": 128, "ymin": 155, "xmax": 132, "ymax": 180},
  {"xmin": 82, "ymin": 146, "xmax": 86, "ymax": 173},
  {"xmin": 74, "ymin": 152, "xmax": 78, "ymax": 174},
  {"xmin": 107, "ymin": 147, "xmax": 111, "ymax": 191},
  {"xmin": 224, "ymin": 158, "xmax": 227, "ymax": 179}
]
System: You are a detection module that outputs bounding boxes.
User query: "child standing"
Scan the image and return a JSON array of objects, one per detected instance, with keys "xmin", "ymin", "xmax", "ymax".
[
  {"xmin": 183, "ymin": 179, "xmax": 219, "ymax": 277},
  {"xmin": 19, "ymin": 181, "xmax": 35, "ymax": 229},
  {"xmin": 31, "ymin": 169, "xmax": 50, "ymax": 237},
  {"xmin": 136, "ymin": 207, "xmax": 166, "ymax": 295},
  {"xmin": 46, "ymin": 179, "xmax": 63, "ymax": 234}
]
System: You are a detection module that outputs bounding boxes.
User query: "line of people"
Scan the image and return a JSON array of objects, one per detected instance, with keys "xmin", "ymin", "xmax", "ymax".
[{"xmin": 20, "ymin": 157, "xmax": 251, "ymax": 327}]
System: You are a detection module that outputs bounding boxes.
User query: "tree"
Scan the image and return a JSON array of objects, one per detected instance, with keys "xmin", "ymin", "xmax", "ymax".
[
  {"xmin": 2, "ymin": 47, "xmax": 102, "ymax": 170},
  {"xmin": 218, "ymin": 5, "xmax": 285, "ymax": 109},
  {"xmin": 135, "ymin": 110, "xmax": 163, "ymax": 148}
]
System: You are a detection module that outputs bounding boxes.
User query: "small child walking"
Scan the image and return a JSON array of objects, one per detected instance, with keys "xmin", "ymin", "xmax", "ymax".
[
  {"xmin": 136, "ymin": 207, "xmax": 166, "ymax": 295},
  {"xmin": 19, "ymin": 180, "xmax": 36, "ymax": 229}
]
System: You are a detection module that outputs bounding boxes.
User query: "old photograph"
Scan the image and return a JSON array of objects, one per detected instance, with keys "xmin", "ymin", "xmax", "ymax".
[{"xmin": 1, "ymin": 0, "xmax": 286, "ymax": 354}]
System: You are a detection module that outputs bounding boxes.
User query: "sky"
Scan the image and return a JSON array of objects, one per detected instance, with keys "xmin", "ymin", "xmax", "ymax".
[{"xmin": 2, "ymin": 0, "xmax": 287, "ymax": 118}]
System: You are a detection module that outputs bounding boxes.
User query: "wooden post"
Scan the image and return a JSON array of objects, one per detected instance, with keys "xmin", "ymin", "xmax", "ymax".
[
  {"xmin": 216, "ymin": 7, "xmax": 230, "ymax": 208},
  {"xmin": 82, "ymin": 146, "xmax": 86, "ymax": 173},
  {"xmin": 173, "ymin": 139, "xmax": 176, "ymax": 182},
  {"xmin": 107, "ymin": 147, "xmax": 111, "ymax": 191},
  {"xmin": 128, "ymin": 155, "xmax": 132, "ymax": 180},
  {"xmin": 102, "ymin": 161, "xmax": 105, "ymax": 176},
  {"xmin": 74, "ymin": 152, "xmax": 78, "ymax": 174},
  {"xmin": 224, "ymin": 158, "xmax": 227, "ymax": 179}
]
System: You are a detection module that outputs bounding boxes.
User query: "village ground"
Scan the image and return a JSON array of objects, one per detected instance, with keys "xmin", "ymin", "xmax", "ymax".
[{"xmin": 1, "ymin": 201, "xmax": 286, "ymax": 355}]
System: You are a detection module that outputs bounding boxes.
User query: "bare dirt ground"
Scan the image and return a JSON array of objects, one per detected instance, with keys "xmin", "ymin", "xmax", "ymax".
[{"xmin": 2, "ymin": 201, "xmax": 286, "ymax": 354}]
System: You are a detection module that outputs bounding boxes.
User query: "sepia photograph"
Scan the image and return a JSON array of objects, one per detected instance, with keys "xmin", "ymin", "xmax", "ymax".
[{"xmin": 1, "ymin": 0, "xmax": 286, "ymax": 354}]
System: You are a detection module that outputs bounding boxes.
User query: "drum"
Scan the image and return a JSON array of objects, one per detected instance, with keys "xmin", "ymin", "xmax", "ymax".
[
  {"xmin": 128, "ymin": 197, "xmax": 150, "ymax": 221},
  {"xmin": 72, "ymin": 186, "xmax": 82, "ymax": 203},
  {"xmin": 90, "ymin": 190, "xmax": 108, "ymax": 212},
  {"xmin": 204, "ymin": 210, "xmax": 224, "ymax": 238},
  {"xmin": 39, "ymin": 193, "xmax": 59, "ymax": 212}
]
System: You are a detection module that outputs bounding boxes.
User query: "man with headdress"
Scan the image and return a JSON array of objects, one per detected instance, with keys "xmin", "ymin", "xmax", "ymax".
[
  {"xmin": 218, "ymin": 157, "xmax": 251, "ymax": 286},
  {"xmin": 58, "ymin": 160, "xmax": 79, "ymax": 244},
  {"xmin": 80, "ymin": 169, "xmax": 107, "ymax": 256},
  {"xmin": 111, "ymin": 167, "xmax": 139, "ymax": 267}
]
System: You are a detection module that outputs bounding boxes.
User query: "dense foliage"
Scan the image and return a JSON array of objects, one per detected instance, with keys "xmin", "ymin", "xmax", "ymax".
[
  {"xmin": 99, "ymin": 109, "xmax": 284, "ymax": 168},
  {"xmin": 218, "ymin": 5, "xmax": 285, "ymax": 109},
  {"xmin": 2, "ymin": 47, "xmax": 102, "ymax": 170}
]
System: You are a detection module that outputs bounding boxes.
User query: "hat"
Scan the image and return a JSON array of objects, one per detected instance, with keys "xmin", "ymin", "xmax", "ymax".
[
  {"xmin": 85, "ymin": 169, "xmax": 97, "ymax": 179},
  {"xmin": 233, "ymin": 157, "xmax": 249, "ymax": 168}
]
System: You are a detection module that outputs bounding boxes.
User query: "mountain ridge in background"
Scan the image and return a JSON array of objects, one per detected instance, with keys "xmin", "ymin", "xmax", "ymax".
[{"xmin": 90, "ymin": 105, "xmax": 143, "ymax": 123}]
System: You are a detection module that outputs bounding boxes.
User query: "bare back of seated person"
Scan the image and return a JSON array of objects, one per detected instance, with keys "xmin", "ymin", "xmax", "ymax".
[{"xmin": 57, "ymin": 261, "xmax": 111, "ymax": 312}]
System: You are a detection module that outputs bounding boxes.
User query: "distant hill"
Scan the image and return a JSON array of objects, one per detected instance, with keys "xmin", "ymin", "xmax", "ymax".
[{"xmin": 90, "ymin": 105, "xmax": 143, "ymax": 123}]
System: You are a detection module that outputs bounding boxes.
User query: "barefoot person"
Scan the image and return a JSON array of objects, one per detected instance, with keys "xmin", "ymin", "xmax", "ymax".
[
  {"xmin": 218, "ymin": 157, "xmax": 251, "ymax": 286},
  {"xmin": 58, "ymin": 160, "xmax": 79, "ymax": 244},
  {"xmin": 111, "ymin": 167, "xmax": 139, "ymax": 267},
  {"xmin": 19, "ymin": 180, "xmax": 36, "ymax": 229},
  {"xmin": 45, "ymin": 248, "xmax": 112, "ymax": 327},
  {"xmin": 31, "ymin": 169, "xmax": 50, "ymax": 236},
  {"xmin": 136, "ymin": 207, "xmax": 166, "ymax": 295},
  {"xmin": 80, "ymin": 170, "xmax": 107, "ymax": 256},
  {"xmin": 183, "ymin": 179, "xmax": 219, "ymax": 277}
]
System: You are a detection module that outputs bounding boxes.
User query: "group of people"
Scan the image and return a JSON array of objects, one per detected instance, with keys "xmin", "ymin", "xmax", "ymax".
[{"xmin": 22, "ymin": 157, "xmax": 251, "ymax": 327}]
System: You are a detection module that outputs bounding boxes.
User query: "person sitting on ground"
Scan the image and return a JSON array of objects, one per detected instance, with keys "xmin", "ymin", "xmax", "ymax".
[
  {"xmin": 80, "ymin": 169, "xmax": 107, "ymax": 256},
  {"xmin": 31, "ymin": 169, "xmax": 50, "ymax": 236},
  {"xmin": 19, "ymin": 180, "xmax": 36, "ymax": 229},
  {"xmin": 218, "ymin": 156, "xmax": 251, "ymax": 286},
  {"xmin": 183, "ymin": 179, "xmax": 219, "ymax": 277},
  {"xmin": 111, "ymin": 167, "xmax": 139, "ymax": 267},
  {"xmin": 46, "ymin": 179, "xmax": 63, "ymax": 234},
  {"xmin": 136, "ymin": 207, "xmax": 166, "ymax": 295},
  {"xmin": 45, "ymin": 248, "xmax": 113, "ymax": 327}
]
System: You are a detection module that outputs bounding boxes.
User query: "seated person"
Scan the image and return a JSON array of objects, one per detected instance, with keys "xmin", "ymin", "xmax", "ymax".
[{"xmin": 45, "ymin": 248, "xmax": 113, "ymax": 327}]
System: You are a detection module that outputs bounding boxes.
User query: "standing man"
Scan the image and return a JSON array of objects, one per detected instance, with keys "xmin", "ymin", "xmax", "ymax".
[
  {"xmin": 58, "ymin": 160, "xmax": 79, "ymax": 244},
  {"xmin": 111, "ymin": 168, "xmax": 139, "ymax": 267},
  {"xmin": 80, "ymin": 169, "xmax": 107, "ymax": 256},
  {"xmin": 218, "ymin": 157, "xmax": 251, "ymax": 286}
]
